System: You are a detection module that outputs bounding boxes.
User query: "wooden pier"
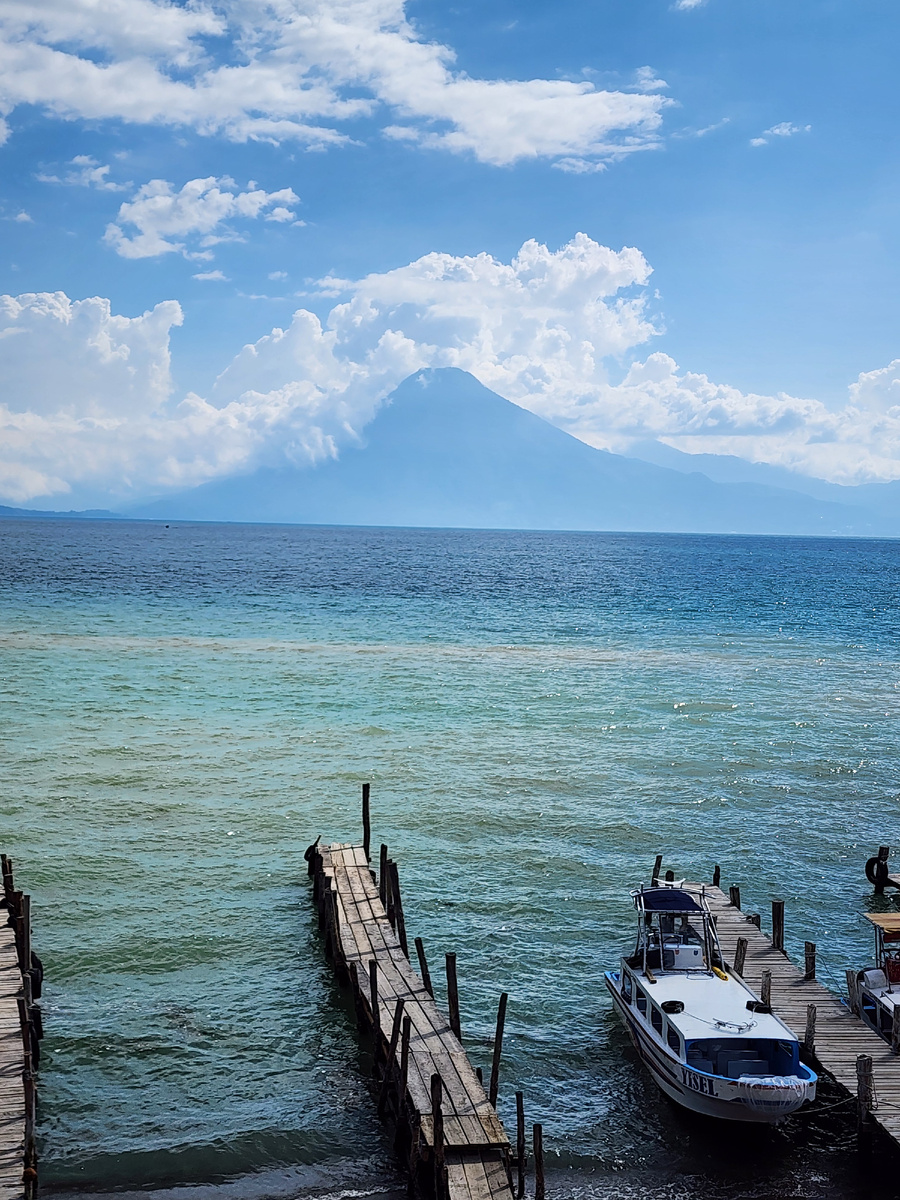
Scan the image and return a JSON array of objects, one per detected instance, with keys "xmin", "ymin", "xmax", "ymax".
[
  {"xmin": 681, "ymin": 867, "xmax": 900, "ymax": 1147},
  {"xmin": 0, "ymin": 857, "xmax": 40, "ymax": 1200},
  {"xmin": 307, "ymin": 828, "xmax": 518, "ymax": 1200}
]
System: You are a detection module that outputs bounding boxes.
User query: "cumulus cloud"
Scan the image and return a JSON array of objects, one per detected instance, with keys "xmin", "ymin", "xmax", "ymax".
[
  {"xmin": 0, "ymin": 0, "xmax": 669, "ymax": 168},
  {"xmin": 38, "ymin": 154, "xmax": 129, "ymax": 190},
  {"xmin": 4, "ymin": 235, "xmax": 900, "ymax": 506},
  {"xmin": 104, "ymin": 176, "xmax": 299, "ymax": 259},
  {"xmin": 751, "ymin": 121, "xmax": 811, "ymax": 147}
]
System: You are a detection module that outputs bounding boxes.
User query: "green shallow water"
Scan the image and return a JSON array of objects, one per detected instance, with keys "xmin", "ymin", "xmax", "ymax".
[{"xmin": 2, "ymin": 520, "xmax": 899, "ymax": 1198}]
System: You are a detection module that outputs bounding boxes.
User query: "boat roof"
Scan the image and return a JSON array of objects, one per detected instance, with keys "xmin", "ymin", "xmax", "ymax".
[
  {"xmin": 635, "ymin": 887, "xmax": 704, "ymax": 914},
  {"xmin": 635, "ymin": 970, "xmax": 797, "ymax": 1043},
  {"xmin": 864, "ymin": 913, "xmax": 900, "ymax": 932}
]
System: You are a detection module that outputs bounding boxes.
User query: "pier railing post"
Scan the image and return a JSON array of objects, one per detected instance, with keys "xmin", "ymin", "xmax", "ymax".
[
  {"xmin": 515, "ymin": 1090, "xmax": 525, "ymax": 1200},
  {"xmin": 445, "ymin": 953, "xmax": 461, "ymax": 1040},
  {"xmin": 772, "ymin": 900, "xmax": 785, "ymax": 953},
  {"xmin": 729, "ymin": 885, "xmax": 741, "ymax": 910},
  {"xmin": 362, "ymin": 783, "xmax": 371, "ymax": 862},
  {"xmin": 415, "ymin": 937, "xmax": 434, "ymax": 997},
  {"xmin": 379, "ymin": 844, "xmax": 388, "ymax": 906},
  {"xmin": 369, "ymin": 959, "xmax": 380, "ymax": 1033},
  {"xmin": 400, "ymin": 1014, "xmax": 411, "ymax": 1108},
  {"xmin": 489, "ymin": 992, "xmax": 508, "ymax": 1107},
  {"xmin": 431, "ymin": 1074, "xmax": 445, "ymax": 1198},
  {"xmin": 533, "ymin": 1123, "xmax": 545, "ymax": 1200},
  {"xmin": 733, "ymin": 937, "xmax": 747, "ymax": 977},
  {"xmin": 804, "ymin": 941, "xmax": 816, "ymax": 980},
  {"xmin": 857, "ymin": 1054, "xmax": 874, "ymax": 1152},
  {"xmin": 804, "ymin": 1004, "xmax": 816, "ymax": 1055},
  {"xmin": 760, "ymin": 969, "xmax": 772, "ymax": 1008},
  {"xmin": 378, "ymin": 998, "xmax": 405, "ymax": 1116},
  {"xmin": 388, "ymin": 860, "xmax": 409, "ymax": 958},
  {"xmin": 747, "ymin": 912, "xmax": 761, "ymax": 929}
]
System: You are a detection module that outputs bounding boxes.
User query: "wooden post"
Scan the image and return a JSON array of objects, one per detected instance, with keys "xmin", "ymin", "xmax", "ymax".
[
  {"xmin": 892, "ymin": 1005, "xmax": 900, "ymax": 1057},
  {"xmin": 713, "ymin": 864, "xmax": 721, "ymax": 888},
  {"xmin": 533, "ymin": 1123, "xmax": 545, "ymax": 1200},
  {"xmin": 489, "ymin": 992, "xmax": 508, "ymax": 1107},
  {"xmin": 729, "ymin": 884, "xmax": 741, "ymax": 910},
  {"xmin": 362, "ymin": 782, "xmax": 371, "ymax": 862},
  {"xmin": 804, "ymin": 1004, "xmax": 816, "ymax": 1054},
  {"xmin": 760, "ymin": 969, "xmax": 771, "ymax": 1008},
  {"xmin": 378, "ymin": 998, "xmax": 405, "ymax": 1115},
  {"xmin": 348, "ymin": 961, "xmax": 363, "ymax": 1028},
  {"xmin": 415, "ymin": 936, "xmax": 434, "ymax": 997},
  {"xmin": 475, "ymin": 1066, "xmax": 483, "ymax": 1084},
  {"xmin": 22, "ymin": 893, "xmax": 31, "ymax": 968},
  {"xmin": 400, "ymin": 1014, "xmax": 411, "ymax": 1104},
  {"xmin": 748, "ymin": 912, "xmax": 761, "ymax": 929},
  {"xmin": 664, "ymin": 869, "xmax": 674, "ymax": 882},
  {"xmin": 846, "ymin": 968, "xmax": 861, "ymax": 1016},
  {"xmin": 857, "ymin": 1054, "xmax": 874, "ymax": 1151},
  {"xmin": 515, "ymin": 1090, "xmax": 525, "ymax": 1200},
  {"xmin": 379, "ymin": 844, "xmax": 388, "ymax": 906},
  {"xmin": 0, "ymin": 854, "xmax": 12, "ymax": 904},
  {"xmin": 388, "ymin": 860, "xmax": 409, "ymax": 958},
  {"xmin": 804, "ymin": 941, "xmax": 816, "ymax": 980},
  {"xmin": 772, "ymin": 899, "xmax": 785, "ymax": 953},
  {"xmin": 445, "ymin": 953, "xmax": 461, "ymax": 1040},
  {"xmin": 385, "ymin": 860, "xmax": 396, "ymax": 929},
  {"xmin": 369, "ymin": 959, "xmax": 380, "ymax": 1032},
  {"xmin": 431, "ymin": 1073, "xmax": 445, "ymax": 1195},
  {"xmin": 651, "ymin": 854, "xmax": 662, "ymax": 885},
  {"xmin": 875, "ymin": 845, "xmax": 891, "ymax": 895},
  {"xmin": 733, "ymin": 937, "xmax": 747, "ymax": 977}
]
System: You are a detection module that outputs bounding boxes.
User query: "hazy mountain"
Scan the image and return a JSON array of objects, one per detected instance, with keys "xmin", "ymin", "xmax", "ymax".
[
  {"xmin": 127, "ymin": 368, "xmax": 897, "ymax": 536},
  {"xmin": 0, "ymin": 504, "xmax": 121, "ymax": 520}
]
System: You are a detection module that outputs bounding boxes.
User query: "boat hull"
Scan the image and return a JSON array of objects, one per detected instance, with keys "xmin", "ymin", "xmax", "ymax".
[{"xmin": 604, "ymin": 971, "xmax": 814, "ymax": 1123}]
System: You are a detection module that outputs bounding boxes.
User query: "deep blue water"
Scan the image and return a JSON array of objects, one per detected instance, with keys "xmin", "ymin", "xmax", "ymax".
[{"xmin": 2, "ymin": 519, "xmax": 899, "ymax": 1199}]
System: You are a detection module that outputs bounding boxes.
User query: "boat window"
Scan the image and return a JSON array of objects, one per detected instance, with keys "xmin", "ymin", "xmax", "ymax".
[
  {"xmin": 651, "ymin": 1005, "xmax": 663, "ymax": 1035},
  {"xmin": 635, "ymin": 986, "xmax": 648, "ymax": 1016},
  {"xmin": 666, "ymin": 1024, "xmax": 681, "ymax": 1054},
  {"xmin": 622, "ymin": 973, "xmax": 633, "ymax": 1003}
]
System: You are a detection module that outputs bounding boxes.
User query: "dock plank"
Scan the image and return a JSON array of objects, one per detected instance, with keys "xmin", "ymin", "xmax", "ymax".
[{"xmin": 0, "ymin": 913, "xmax": 24, "ymax": 1200}]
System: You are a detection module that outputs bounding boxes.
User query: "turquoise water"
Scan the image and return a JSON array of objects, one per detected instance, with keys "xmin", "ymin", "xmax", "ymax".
[{"xmin": 2, "ymin": 520, "xmax": 900, "ymax": 1198}]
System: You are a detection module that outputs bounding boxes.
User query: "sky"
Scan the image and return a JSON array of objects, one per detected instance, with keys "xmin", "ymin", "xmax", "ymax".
[{"xmin": 1, "ymin": 0, "xmax": 900, "ymax": 509}]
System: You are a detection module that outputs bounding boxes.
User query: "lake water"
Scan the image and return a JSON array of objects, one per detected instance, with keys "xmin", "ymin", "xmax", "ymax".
[{"xmin": 2, "ymin": 519, "xmax": 899, "ymax": 1199}]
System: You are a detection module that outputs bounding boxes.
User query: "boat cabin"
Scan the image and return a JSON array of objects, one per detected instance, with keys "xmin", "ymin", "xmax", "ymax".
[
  {"xmin": 852, "ymin": 913, "xmax": 900, "ymax": 1041},
  {"xmin": 625, "ymin": 884, "xmax": 723, "ymax": 977}
]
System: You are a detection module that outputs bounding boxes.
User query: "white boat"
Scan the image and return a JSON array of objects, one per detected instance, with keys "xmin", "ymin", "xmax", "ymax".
[
  {"xmin": 848, "ymin": 912, "xmax": 900, "ymax": 1041},
  {"xmin": 604, "ymin": 881, "xmax": 817, "ymax": 1122}
]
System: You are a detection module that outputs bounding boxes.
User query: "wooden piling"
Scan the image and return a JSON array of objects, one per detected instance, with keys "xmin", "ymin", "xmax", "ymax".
[
  {"xmin": 747, "ymin": 912, "xmax": 761, "ymax": 929},
  {"xmin": 804, "ymin": 941, "xmax": 816, "ymax": 981},
  {"xmin": 651, "ymin": 854, "xmax": 662, "ymax": 885},
  {"xmin": 760, "ymin": 968, "xmax": 772, "ymax": 1008},
  {"xmin": 712, "ymin": 864, "xmax": 721, "ymax": 888},
  {"xmin": 489, "ymin": 992, "xmax": 508, "ymax": 1108},
  {"xmin": 399, "ymin": 1014, "xmax": 411, "ymax": 1104},
  {"xmin": 729, "ymin": 884, "xmax": 741, "ymax": 909},
  {"xmin": 369, "ymin": 959, "xmax": 380, "ymax": 1031},
  {"xmin": 875, "ymin": 845, "xmax": 891, "ymax": 895},
  {"xmin": 362, "ymin": 782, "xmax": 371, "ymax": 862},
  {"xmin": 804, "ymin": 1004, "xmax": 816, "ymax": 1055},
  {"xmin": 431, "ymin": 1073, "xmax": 446, "ymax": 1194},
  {"xmin": 533, "ymin": 1124, "xmax": 545, "ymax": 1200},
  {"xmin": 733, "ymin": 936, "xmax": 747, "ymax": 976},
  {"xmin": 515, "ymin": 1091, "xmax": 525, "ymax": 1200},
  {"xmin": 415, "ymin": 936, "xmax": 434, "ymax": 997},
  {"xmin": 378, "ymin": 998, "xmax": 405, "ymax": 1116},
  {"xmin": 857, "ymin": 1054, "xmax": 874, "ymax": 1151},
  {"xmin": 388, "ymin": 860, "xmax": 409, "ymax": 958},
  {"xmin": 379, "ymin": 843, "xmax": 388, "ymax": 905},
  {"xmin": 445, "ymin": 953, "xmax": 462, "ymax": 1040},
  {"xmin": 772, "ymin": 899, "xmax": 785, "ymax": 953},
  {"xmin": 846, "ymin": 968, "xmax": 861, "ymax": 1016}
]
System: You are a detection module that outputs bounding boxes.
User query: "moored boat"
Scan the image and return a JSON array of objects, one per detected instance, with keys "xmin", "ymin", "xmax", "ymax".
[
  {"xmin": 605, "ymin": 880, "xmax": 817, "ymax": 1122},
  {"xmin": 848, "ymin": 912, "xmax": 900, "ymax": 1042}
]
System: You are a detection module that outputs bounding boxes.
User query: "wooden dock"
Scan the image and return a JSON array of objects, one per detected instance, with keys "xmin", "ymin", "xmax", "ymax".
[
  {"xmin": 686, "ymin": 871, "xmax": 900, "ymax": 1146},
  {"xmin": 308, "ymin": 834, "xmax": 518, "ymax": 1200},
  {"xmin": 0, "ymin": 858, "xmax": 40, "ymax": 1200}
]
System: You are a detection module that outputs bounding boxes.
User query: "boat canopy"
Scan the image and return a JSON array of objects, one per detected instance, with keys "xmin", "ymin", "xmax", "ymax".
[
  {"xmin": 864, "ymin": 913, "xmax": 900, "ymax": 932},
  {"xmin": 636, "ymin": 888, "xmax": 703, "ymax": 913}
]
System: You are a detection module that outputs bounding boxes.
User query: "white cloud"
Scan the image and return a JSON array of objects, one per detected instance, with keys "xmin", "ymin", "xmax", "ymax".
[
  {"xmin": 5, "ymin": 235, "xmax": 900, "ymax": 506},
  {"xmin": 751, "ymin": 121, "xmax": 811, "ymax": 147},
  {"xmin": 192, "ymin": 270, "xmax": 228, "ymax": 281},
  {"xmin": 38, "ymin": 154, "xmax": 130, "ymax": 190},
  {"xmin": 673, "ymin": 0, "xmax": 706, "ymax": 9},
  {"xmin": 0, "ymin": 0, "xmax": 670, "ymax": 169},
  {"xmin": 13, "ymin": 210, "xmax": 31, "ymax": 222},
  {"xmin": 104, "ymin": 176, "xmax": 300, "ymax": 259},
  {"xmin": 268, "ymin": 271, "xmax": 288, "ymax": 280}
]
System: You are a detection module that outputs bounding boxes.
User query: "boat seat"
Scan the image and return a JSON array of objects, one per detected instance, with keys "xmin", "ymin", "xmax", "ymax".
[
  {"xmin": 862, "ymin": 969, "xmax": 888, "ymax": 993},
  {"xmin": 724, "ymin": 1057, "xmax": 768, "ymax": 1078},
  {"xmin": 686, "ymin": 1057, "xmax": 714, "ymax": 1074}
]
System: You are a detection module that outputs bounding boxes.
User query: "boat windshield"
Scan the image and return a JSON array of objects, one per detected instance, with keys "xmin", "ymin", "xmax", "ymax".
[{"xmin": 630, "ymin": 887, "xmax": 719, "ymax": 974}]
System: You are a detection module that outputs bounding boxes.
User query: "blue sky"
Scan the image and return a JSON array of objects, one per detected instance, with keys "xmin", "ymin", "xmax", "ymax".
[{"xmin": 2, "ymin": 0, "xmax": 899, "ymax": 507}]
